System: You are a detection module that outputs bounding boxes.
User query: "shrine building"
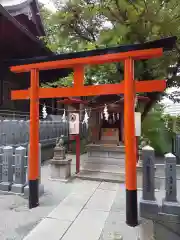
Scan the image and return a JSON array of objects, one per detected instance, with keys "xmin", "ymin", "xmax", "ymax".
[{"xmin": 0, "ymin": 0, "xmax": 69, "ymax": 117}]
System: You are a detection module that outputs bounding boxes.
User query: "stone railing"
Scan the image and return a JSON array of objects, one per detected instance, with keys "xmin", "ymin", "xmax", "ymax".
[
  {"xmin": 0, "ymin": 144, "xmax": 44, "ymax": 197},
  {"xmin": 139, "ymin": 146, "xmax": 180, "ymax": 239}
]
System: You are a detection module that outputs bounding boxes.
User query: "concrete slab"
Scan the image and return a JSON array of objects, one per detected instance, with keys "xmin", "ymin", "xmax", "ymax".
[
  {"xmin": 98, "ymin": 182, "xmax": 119, "ymax": 191},
  {"xmin": 48, "ymin": 205, "xmax": 83, "ymax": 222},
  {"xmin": 62, "ymin": 192, "xmax": 94, "ymax": 207},
  {"xmin": 110, "ymin": 188, "xmax": 145, "ymax": 213},
  {"xmin": 85, "ymin": 189, "xmax": 117, "ymax": 212},
  {"xmin": 23, "ymin": 218, "xmax": 71, "ymax": 240},
  {"xmin": 58, "ymin": 181, "xmax": 100, "ymax": 207},
  {"xmin": 73, "ymin": 180, "xmax": 100, "ymax": 194},
  {"xmin": 47, "ymin": 180, "xmax": 101, "ymax": 223},
  {"xmin": 139, "ymin": 219, "xmax": 154, "ymax": 240},
  {"xmin": 62, "ymin": 209, "xmax": 109, "ymax": 240},
  {"xmin": 110, "ymin": 185, "xmax": 126, "ymax": 212},
  {"xmin": 99, "ymin": 211, "xmax": 139, "ymax": 240}
]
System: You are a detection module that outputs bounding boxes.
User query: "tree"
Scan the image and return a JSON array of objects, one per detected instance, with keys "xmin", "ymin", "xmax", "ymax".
[
  {"xmin": 140, "ymin": 102, "xmax": 180, "ymax": 155},
  {"xmin": 40, "ymin": 0, "xmax": 180, "ymax": 113},
  {"xmin": 141, "ymin": 104, "xmax": 171, "ymax": 154}
]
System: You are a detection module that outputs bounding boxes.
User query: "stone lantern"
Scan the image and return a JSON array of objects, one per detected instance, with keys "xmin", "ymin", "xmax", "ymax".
[{"xmin": 50, "ymin": 136, "xmax": 72, "ymax": 181}]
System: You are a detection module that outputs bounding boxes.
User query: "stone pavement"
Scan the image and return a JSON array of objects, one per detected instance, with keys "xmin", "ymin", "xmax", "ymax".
[
  {"xmin": 0, "ymin": 155, "xmax": 83, "ymax": 240},
  {"xmin": 23, "ymin": 180, "xmax": 147, "ymax": 240},
  {"xmin": 1, "ymin": 154, "xmax": 180, "ymax": 240},
  {"xmin": 23, "ymin": 181, "xmax": 128, "ymax": 240},
  {"xmin": 23, "ymin": 178, "xmax": 180, "ymax": 240}
]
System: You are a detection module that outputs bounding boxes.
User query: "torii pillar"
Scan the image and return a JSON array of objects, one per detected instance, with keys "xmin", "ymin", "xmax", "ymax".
[{"xmin": 10, "ymin": 47, "xmax": 167, "ymax": 227}]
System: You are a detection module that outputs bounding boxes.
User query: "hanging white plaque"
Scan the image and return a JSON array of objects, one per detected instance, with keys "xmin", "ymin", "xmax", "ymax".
[
  {"xmin": 135, "ymin": 112, "xmax": 141, "ymax": 136},
  {"xmin": 69, "ymin": 113, "xmax": 79, "ymax": 135}
]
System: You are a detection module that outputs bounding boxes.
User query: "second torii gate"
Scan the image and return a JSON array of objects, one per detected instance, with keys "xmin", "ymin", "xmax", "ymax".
[{"xmin": 10, "ymin": 45, "xmax": 168, "ymax": 227}]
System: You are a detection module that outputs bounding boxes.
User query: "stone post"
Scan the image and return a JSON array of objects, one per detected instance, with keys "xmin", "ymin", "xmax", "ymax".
[
  {"xmin": 0, "ymin": 146, "xmax": 3, "ymax": 182},
  {"xmin": 136, "ymin": 149, "xmax": 143, "ymax": 189},
  {"xmin": 39, "ymin": 120, "xmax": 42, "ymax": 141},
  {"xmin": 162, "ymin": 153, "xmax": 180, "ymax": 215},
  {"xmin": 2, "ymin": 120, "xmax": 10, "ymax": 145},
  {"xmin": 38, "ymin": 143, "xmax": 44, "ymax": 194},
  {"xmin": 137, "ymin": 147, "xmax": 160, "ymax": 190},
  {"xmin": 25, "ymin": 120, "xmax": 29, "ymax": 143},
  {"xmin": 140, "ymin": 145, "xmax": 159, "ymax": 218},
  {"xmin": 0, "ymin": 146, "xmax": 14, "ymax": 191},
  {"xmin": 45, "ymin": 121, "xmax": 50, "ymax": 140},
  {"xmin": 137, "ymin": 149, "xmax": 143, "ymax": 167},
  {"xmin": 11, "ymin": 120, "xmax": 18, "ymax": 145},
  {"xmin": 2, "ymin": 133, "xmax": 6, "ymax": 146},
  {"xmin": 11, "ymin": 146, "xmax": 26, "ymax": 194},
  {"xmin": 19, "ymin": 120, "xmax": 25, "ymax": 144},
  {"xmin": 142, "ymin": 146, "xmax": 155, "ymax": 201},
  {"xmin": 24, "ymin": 143, "xmax": 44, "ymax": 198},
  {"xmin": 139, "ymin": 152, "xmax": 180, "ymax": 239}
]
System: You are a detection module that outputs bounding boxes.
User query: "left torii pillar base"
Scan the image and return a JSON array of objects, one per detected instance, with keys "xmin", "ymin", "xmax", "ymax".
[{"xmin": 24, "ymin": 183, "xmax": 44, "ymax": 200}]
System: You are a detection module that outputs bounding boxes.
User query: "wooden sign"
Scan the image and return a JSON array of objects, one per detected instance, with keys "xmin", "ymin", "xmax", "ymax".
[{"xmin": 101, "ymin": 128, "xmax": 119, "ymax": 144}]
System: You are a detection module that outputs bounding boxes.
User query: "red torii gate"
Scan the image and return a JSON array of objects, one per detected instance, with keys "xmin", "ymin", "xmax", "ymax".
[{"xmin": 10, "ymin": 47, "xmax": 166, "ymax": 227}]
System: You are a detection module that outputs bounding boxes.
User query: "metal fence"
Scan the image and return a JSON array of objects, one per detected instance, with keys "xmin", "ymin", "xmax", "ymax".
[
  {"xmin": 0, "ymin": 119, "xmax": 88, "ymax": 147},
  {"xmin": 140, "ymin": 146, "xmax": 180, "ymax": 239}
]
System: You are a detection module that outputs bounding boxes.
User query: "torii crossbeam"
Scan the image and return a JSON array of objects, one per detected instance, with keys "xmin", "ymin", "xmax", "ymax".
[{"xmin": 10, "ymin": 44, "xmax": 169, "ymax": 227}]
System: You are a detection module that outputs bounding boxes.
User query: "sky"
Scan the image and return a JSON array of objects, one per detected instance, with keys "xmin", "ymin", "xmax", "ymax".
[{"xmin": 39, "ymin": 0, "xmax": 56, "ymax": 11}]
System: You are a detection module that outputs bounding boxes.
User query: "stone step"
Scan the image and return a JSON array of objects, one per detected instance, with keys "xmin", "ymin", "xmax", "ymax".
[
  {"xmin": 88, "ymin": 150, "xmax": 125, "ymax": 157},
  {"xmin": 87, "ymin": 154, "xmax": 125, "ymax": 160},
  {"xmin": 87, "ymin": 145, "xmax": 125, "ymax": 154},
  {"xmin": 81, "ymin": 162, "xmax": 125, "ymax": 173},
  {"xmin": 84, "ymin": 157, "xmax": 125, "ymax": 165},
  {"xmin": 77, "ymin": 170, "xmax": 161, "ymax": 189},
  {"xmin": 76, "ymin": 170, "xmax": 125, "ymax": 183}
]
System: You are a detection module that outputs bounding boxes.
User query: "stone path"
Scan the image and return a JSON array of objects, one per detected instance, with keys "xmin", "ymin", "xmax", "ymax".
[
  {"xmin": 1, "ymin": 154, "xmax": 180, "ymax": 240},
  {"xmin": 23, "ymin": 180, "xmax": 143, "ymax": 240},
  {"xmin": 23, "ymin": 181, "xmax": 111, "ymax": 240},
  {"xmin": 22, "ymin": 177, "xmax": 180, "ymax": 240},
  {"xmin": 0, "ymin": 155, "xmax": 81, "ymax": 240}
]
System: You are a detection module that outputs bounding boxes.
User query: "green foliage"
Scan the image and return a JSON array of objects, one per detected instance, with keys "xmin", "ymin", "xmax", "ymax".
[
  {"xmin": 41, "ymin": 73, "xmax": 73, "ymax": 87},
  {"xmin": 141, "ymin": 104, "xmax": 171, "ymax": 154},
  {"xmin": 39, "ymin": 2, "xmax": 180, "ymax": 155},
  {"xmin": 40, "ymin": 0, "xmax": 180, "ymax": 100},
  {"xmin": 140, "ymin": 103, "xmax": 180, "ymax": 155}
]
